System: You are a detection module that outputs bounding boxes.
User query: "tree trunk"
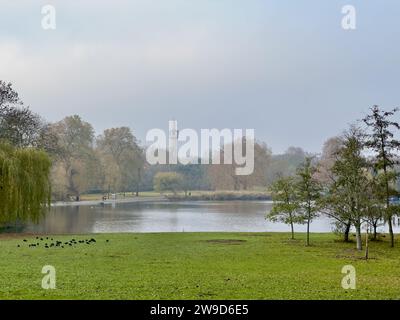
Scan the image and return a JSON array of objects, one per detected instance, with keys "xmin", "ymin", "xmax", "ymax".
[
  {"xmin": 233, "ymin": 177, "xmax": 239, "ymax": 191},
  {"xmin": 372, "ymin": 222, "xmax": 377, "ymax": 241},
  {"xmin": 383, "ymin": 163, "xmax": 394, "ymax": 247},
  {"xmin": 136, "ymin": 168, "xmax": 141, "ymax": 197},
  {"xmin": 365, "ymin": 226, "xmax": 369, "ymax": 260},
  {"xmin": 355, "ymin": 223, "xmax": 362, "ymax": 251},
  {"xmin": 290, "ymin": 222, "xmax": 294, "ymax": 240},
  {"xmin": 305, "ymin": 202, "xmax": 311, "ymax": 246},
  {"xmin": 388, "ymin": 214, "xmax": 394, "ymax": 247},
  {"xmin": 344, "ymin": 221, "xmax": 351, "ymax": 242}
]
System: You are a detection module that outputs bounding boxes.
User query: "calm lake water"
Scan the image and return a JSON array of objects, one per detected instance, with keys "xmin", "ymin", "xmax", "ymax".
[{"xmin": 25, "ymin": 200, "xmax": 396, "ymax": 234}]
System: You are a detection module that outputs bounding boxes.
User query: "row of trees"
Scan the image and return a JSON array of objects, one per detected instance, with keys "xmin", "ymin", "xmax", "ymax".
[
  {"xmin": 268, "ymin": 106, "xmax": 400, "ymax": 250},
  {"xmin": 50, "ymin": 116, "xmax": 144, "ymax": 200},
  {"xmin": 49, "ymin": 123, "xmax": 274, "ymax": 199},
  {"xmin": 1, "ymin": 105, "xmax": 145, "ymax": 201},
  {"xmin": 148, "ymin": 140, "xmax": 272, "ymax": 195},
  {"xmin": 0, "ymin": 82, "xmax": 276, "ymax": 204},
  {"xmin": 1, "ymin": 81, "xmax": 316, "ymax": 202}
]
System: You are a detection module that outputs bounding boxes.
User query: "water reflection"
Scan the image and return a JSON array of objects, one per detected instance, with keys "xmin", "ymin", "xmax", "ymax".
[{"xmin": 24, "ymin": 201, "xmax": 398, "ymax": 234}]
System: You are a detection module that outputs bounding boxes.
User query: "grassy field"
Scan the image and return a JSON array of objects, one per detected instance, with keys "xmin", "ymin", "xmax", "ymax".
[{"xmin": 0, "ymin": 232, "xmax": 400, "ymax": 300}]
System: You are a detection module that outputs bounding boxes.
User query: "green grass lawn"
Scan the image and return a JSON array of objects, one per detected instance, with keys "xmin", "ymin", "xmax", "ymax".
[{"xmin": 0, "ymin": 232, "xmax": 399, "ymax": 300}]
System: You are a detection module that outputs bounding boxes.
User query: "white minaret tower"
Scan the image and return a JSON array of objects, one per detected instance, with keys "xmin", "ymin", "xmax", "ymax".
[{"xmin": 168, "ymin": 119, "xmax": 178, "ymax": 164}]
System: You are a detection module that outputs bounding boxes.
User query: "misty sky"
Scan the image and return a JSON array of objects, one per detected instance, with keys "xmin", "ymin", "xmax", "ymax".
[{"xmin": 1, "ymin": 0, "xmax": 399, "ymax": 153}]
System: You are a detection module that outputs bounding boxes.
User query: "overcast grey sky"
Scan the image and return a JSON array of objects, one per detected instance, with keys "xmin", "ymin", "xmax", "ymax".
[{"xmin": 1, "ymin": 0, "xmax": 399, "ymax": 153}]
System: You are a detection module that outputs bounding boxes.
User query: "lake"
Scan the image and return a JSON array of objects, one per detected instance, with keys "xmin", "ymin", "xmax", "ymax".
[{"xmin": 24, "ymin": 200, "xmax": 397, "ymax": 234}]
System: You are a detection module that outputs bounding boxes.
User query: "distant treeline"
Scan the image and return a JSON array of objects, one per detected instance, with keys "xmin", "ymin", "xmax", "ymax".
[{"xmin": 1, "ymin": 81, "xmax": 399, "ymax": 205}]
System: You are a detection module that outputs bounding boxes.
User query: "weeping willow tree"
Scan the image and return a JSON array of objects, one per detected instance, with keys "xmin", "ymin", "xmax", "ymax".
[{"xmin": 0, "ymin": 143, "xmax": 51, "ymax": 224}]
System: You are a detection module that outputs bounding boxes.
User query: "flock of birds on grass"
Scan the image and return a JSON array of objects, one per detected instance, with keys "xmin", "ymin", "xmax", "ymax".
[{"xmin": 17, "ymin": 237, "xmax": 110, "ymax": 249}]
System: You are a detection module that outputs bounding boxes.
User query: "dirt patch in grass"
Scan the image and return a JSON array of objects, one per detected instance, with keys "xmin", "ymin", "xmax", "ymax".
[
  {"xmin": 333, "ymin": 239, "xmax": 355, "ymax": 243},
  {"xmin": 335, "ymin": 255, "xmax": 377, "ymax": 260},
  {"xmin": 335, "ymin": 248, "xmax": 377, "ymax": 260},
  {"xmin": 204, "ymin": 239, "xmax": 247, "ymax": 245}
]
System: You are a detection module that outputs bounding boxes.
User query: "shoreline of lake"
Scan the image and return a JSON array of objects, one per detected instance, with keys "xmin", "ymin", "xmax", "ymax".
[
  {"xmin": 53, "ymin": 192, "xmax": 272, "ymax": 207},
  {"xmin": 52, "ymin": 196, "xmax": 167, "ymax": 207}
]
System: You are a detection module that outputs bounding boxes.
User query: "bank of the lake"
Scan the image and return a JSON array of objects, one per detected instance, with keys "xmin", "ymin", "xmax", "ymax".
[
  {"xmin": 76, "ymin": 190, "xmax": 271, "ymax": 204},
  {"xmin": 52, "ymin": 196, "xmax": 166, "ymax": 207},
  {"xmin": 1, "ymin": 232, "xmax": 400, "ymax": 299}
]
